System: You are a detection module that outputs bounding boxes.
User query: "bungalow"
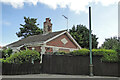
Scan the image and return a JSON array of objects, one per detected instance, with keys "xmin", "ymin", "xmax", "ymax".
[{"xmin": 6, "ymin": 18, "xmax": 82, "ymax": 63}]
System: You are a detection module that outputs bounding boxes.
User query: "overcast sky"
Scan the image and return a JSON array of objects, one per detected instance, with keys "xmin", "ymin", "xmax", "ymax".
[{"xmin": 0, "ymin": 0, "xmax": 119, "ymax": 47}]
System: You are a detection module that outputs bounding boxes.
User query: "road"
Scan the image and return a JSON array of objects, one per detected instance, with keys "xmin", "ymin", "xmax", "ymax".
[{"xmin": 1, "ymin": 74, "xmax": 120, "ymax": 80}]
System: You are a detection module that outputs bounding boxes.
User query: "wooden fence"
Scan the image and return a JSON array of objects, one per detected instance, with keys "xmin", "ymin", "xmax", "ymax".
[
  {"xmin": 2, "ymin": 54, "xmax": 120, "ymax": 77},
  {"xmin": 42, "ymin": 54, "xmax": 119, "ymax": 77},
  {"xmin": 2, "ymin": 63, "xmax": 42, "ymax": 75}
]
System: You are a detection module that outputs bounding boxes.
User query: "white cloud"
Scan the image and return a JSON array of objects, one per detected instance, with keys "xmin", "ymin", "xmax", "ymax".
[
  {"xmin": 0, "ymin": 0, "xmax": 119, "ymax": 13},
  {"xmin": 1, "ymin": 0, "xmax": 24, "ymax": 8},
  {"xmin": 94, "ymin": 0, "xmax": 119, "ymax": 6}
]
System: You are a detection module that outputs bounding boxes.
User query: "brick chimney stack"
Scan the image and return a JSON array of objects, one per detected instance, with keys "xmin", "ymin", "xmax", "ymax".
[{"xmin": 43, "ymin": 18, "xmax": 52, "ymax": 34}]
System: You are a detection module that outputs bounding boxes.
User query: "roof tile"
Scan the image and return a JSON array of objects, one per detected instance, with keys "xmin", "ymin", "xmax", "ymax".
[{"xmin": 7, "ymin": 30, "xmax": 66, "ymax": 47}]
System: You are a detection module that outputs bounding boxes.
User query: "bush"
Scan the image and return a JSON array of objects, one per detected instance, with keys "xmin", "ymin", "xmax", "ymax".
[
  {"xmin": 53, "ymin": 51, "xmax": 66, "ymax": 55},
  {"xmin": 92, "ymin": 49, "xmax": 103, "ymax": 56},
  {"xmin": 47, "ymin": 49, "xmax": 118, "ymax": 62},
  {"xmin": 0, "ymin": 58, "xmax": 5, "ymax": 63},
  {"xmin": 100, "ymin": 49, "xmax": 118, "ymax": 62},
  {"xmin": 4, "ymin": 49, "xmax": 40, "ymax": 64},
  {"xmin": 46, "ymin": 51, "xmax": 67, "ymax": 55},
  {"xmin": 69, "ymin": 48, "xmax": 89, "ymax": 55},
  {"xmin": 1, "ymin": 48, "xmax": 13, "ymax": 58}
]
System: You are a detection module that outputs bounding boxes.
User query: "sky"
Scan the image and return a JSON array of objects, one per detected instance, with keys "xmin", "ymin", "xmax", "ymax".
[{"xmin": 0, "ymin": 0, "xmax": 119, "ymax": 48}]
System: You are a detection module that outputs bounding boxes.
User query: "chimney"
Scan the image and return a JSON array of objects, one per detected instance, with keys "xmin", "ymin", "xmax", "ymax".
[{"xmin": 43, "ymin": 18, "xmax": 52, "ymax": 34}]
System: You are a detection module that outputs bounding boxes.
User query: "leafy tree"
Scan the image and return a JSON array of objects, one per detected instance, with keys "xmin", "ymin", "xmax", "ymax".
[
  {"xmin": 69, "ymin": 24, "xmax": 98, "ymax": 49},
  {"xmin": 101, "ymin": 37, "xmax": 120, "ymax": 50},
  {"xmin": 16, "ymin": 17, "xmax": 43, "ymax": 38}
]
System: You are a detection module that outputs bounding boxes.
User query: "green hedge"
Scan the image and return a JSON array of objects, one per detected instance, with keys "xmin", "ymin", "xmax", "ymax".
[
  {"xmin": 46, "ymin": 51, "xmax": 66, "ymax": 55},
  {"xmin": 69, "ymin": 48, "xmax": 89, "ymax": 55},
  {"xmin": 1, "ymin": 49, "xmax": 41, "ymax": 64},
  {"xmin": 46, "ymin": 49, "xmax": 118, "ymax": 62},
  {"xmin": 100, "ymin": 49, "xmax": 118, "ymax": 62}
]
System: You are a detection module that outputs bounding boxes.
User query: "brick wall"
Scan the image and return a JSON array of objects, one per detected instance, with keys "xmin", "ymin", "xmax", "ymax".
[{"xmin": 46, "ymin": 33, "xmax": 78, "ymax": 49}]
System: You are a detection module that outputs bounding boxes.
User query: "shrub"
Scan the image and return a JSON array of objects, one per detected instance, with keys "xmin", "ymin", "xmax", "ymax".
[
  {"xmin": 53, "ymin": 51, "xmax": 66, "ymax": 55},
  {"xmin": 46, "ymin": 51, "xmax": 67, "ymax": 55},
  {"xmin": 69, "ymin": 48, "xmax": 89, "ymax": 55},
  {"xmin": 101, "ymin": 49, "xmax": 118, "ymax": 62},
  {"xmin": 92, "ymin": 49, "xmax": 103, "ymax": 56},
  {"xmin": 0, "ymin": 58, "xmax": 5, "ymax": 63},
  {"xmin": 1, "ymin": 48, "xmax": 13, "ymax": 58},
  {"xmin": 49, "ymin": 49, "xmax": 118, "ymax": 62},
  {"xmin": 4, "ymin": 49, "xmax": 40, "ymax": 64}
]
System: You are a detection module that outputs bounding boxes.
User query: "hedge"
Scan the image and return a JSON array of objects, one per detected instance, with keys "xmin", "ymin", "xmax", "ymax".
[
  {"xmin": 1, "ymin": 49, "xmax": 41, "ymax": 64},
  {"xmin": 46, "ymin": 49, "xmax": 119, "ymax": 62},
  {"xmin": 69, "ymin": 48, "xmax": 89, "ymax": 55},
  {"xmin": 1, "ymin": 49, "xmax": 118, "ymax": 63},
  {"xmin": 100, "ymin": 49, "xmax": 118, "ymax": 62}
]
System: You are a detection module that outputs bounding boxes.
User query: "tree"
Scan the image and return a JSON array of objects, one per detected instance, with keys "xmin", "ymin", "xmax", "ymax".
[
  {"xmin": 16, "ymin": 17, "xmax": 43, "ymax": 38},
  {"xmin": 69, "ymin": 24, "xmax": 98, "ymax": 49},
  {"xmin": 100, "ymin": 37, "xmax": 119, "ymax": 50}
]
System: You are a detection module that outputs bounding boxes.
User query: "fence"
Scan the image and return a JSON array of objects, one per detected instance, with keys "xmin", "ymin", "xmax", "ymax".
[
  {"xmin": 42, "ymin": 54, "xmax": 119, "ymax": 77},
  {"xmin": 2, "ymin": 54, "xmax": 120, "ymax": 76},
  {"xmin": 2, "ymin": 63, "xmax": 42, "ymax": 75}
]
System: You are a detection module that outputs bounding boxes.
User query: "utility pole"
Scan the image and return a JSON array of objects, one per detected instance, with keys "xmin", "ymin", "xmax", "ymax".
[
  {"xmin": 62, "ymin": 15, "xmax": 68, "ymax": 31},
  {"xmin": 89, "ymin": 6, "xmax": 93, "ymax": 76}
]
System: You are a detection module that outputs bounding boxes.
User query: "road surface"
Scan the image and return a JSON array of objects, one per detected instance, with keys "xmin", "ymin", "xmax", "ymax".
[{"xmin": 1, "ymin": 74, "xmax": 120, "ymax": 80}]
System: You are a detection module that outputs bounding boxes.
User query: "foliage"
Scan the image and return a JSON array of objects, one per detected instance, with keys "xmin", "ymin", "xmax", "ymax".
[
  {"xmin": 0, "ymin": 58, "xmax": 4, "ymax": 63},
  {"xmin": 69, "ymin": 48, "xmax": 89, "ymax": 55},
  {"xmin": 69, "ymin": 25, "xmax": 98, "ymax": 49},
  {"xmin": 4, "ymin": 49, "xmax": 40, "ymax": 64},
  {"xmin": 92, "ymin": 49, "xmax": 104, "ymax": 56},
  {"xmin": 46, "ymin": 49, "xmax": 118, "ymax": 62},
  {"xmin": 100, "ymin": 37, "xmax": 119, "ymax": 50},
  {"xmin": 46, "ymin": 51, "xmax": 66, "ymax": 55},
  {"xmin": 1, "ymin": 48, "xmax": 13, "ymax": 58},
  {"xmin": 16, "ymin": 16, "xmax": 43, "ymax": 38},
  {"xmin": 116, "ymin": 42, "xmax": 120, "ymax": 60},
  {"xmin": 53, "ymin": 52, "xmax": 66, "ymax": 55},
  {"xmin": 101, "ymin": 49, "xmax": 118, "ymax": 62}
]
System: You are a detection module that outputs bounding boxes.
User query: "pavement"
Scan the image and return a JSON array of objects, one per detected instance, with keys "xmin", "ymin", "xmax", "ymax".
[{"xmin": 1, "ymin": 74, "xmax": 120, "ymax": 80}]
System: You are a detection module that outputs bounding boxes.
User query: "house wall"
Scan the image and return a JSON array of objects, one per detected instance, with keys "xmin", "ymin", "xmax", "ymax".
[
  {"xmin": 46, "ymin": 33, "xmax": 78, "ymax": 49},
  {"xmin": 59, "ymin": 48, "xmax": 70, "ymax": 53}
]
